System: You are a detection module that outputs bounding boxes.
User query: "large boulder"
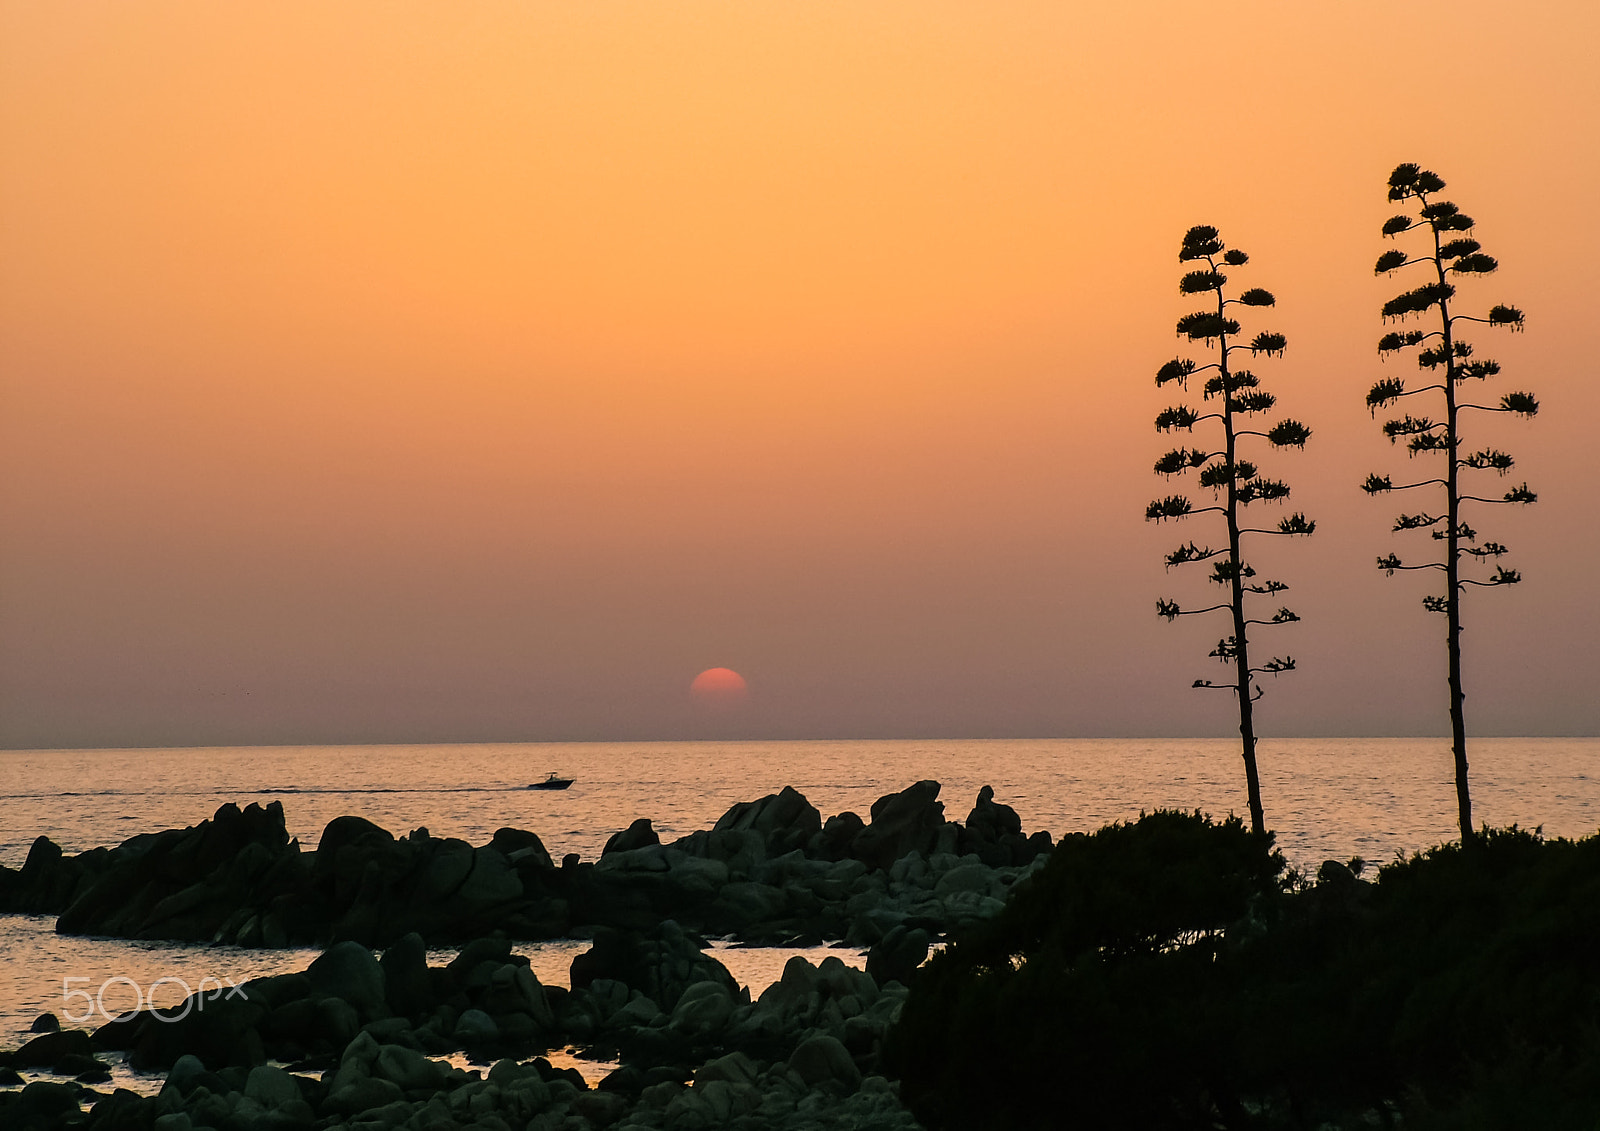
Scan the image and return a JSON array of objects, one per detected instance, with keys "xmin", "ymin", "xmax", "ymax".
[
  {"xmin": 307, "ymin": 940, "xmax": 386, "ymax": 1019},
  {"xmin": 115, "ymin": 986, "xmax": 268, "ymax": 1070},
  {"xmin": 713, "ymin": 787, "xmax": 822, "ymax": 857},
  {"xmin": 491, "ymin": 827, "xmax": 555, "ymax": 871},
  {"xmin": 569, "ymin": 920, "xmax": 739, "ymax": 1012},
  {"xmin": 810, "ymin": 811, "xmax": 867, "ymax": 861},
  {"xmin": 960, "ymin": 785, "xmax": 1046, "ymax": 866},
  {"xmin": 965, "ymin": 785, "xmax": 1021, "ymax": 839},
  {"xmin": 852, "ymin": 781, "xmax": 946, "ymax": 872},
  {"xmin": 53, "ymin": 802, "xmax": 297, "ymax": 940},
  {"xmin": 789, "ymin": 1033, "xmax": 863, "ymax": 1091},
  {"xmin": 316, "ymin": 815, "xmax": 395, "ymax": 860},
  {"xmin": 380, "ymin": 932, "xmax": 433, "ymax": 1016},
  {"xmin": 866, "ymin": 924, "xmax": 931, "ymax": 987},
  {"xmin": 604, "ymin": 818, "xmax": 662, "ymax": 857},
  {"xmin": 452, "ymin": 848, "xmax": 523, "ymax": 909}
]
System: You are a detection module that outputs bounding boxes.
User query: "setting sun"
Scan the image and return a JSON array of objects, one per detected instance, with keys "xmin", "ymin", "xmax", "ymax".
[{"xmin": 690, "ymin": 667, "xmax": 749, "ymax": 708}]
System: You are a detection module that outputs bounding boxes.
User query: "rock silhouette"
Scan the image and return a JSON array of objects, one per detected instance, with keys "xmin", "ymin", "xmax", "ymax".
[
  {"xmin": 0, "ymin": 781, "xmax": 1053, "ymax": 949},
  {"xmin": 2, "ymin": 918, "xmax": 926, "ymax": 1130}
]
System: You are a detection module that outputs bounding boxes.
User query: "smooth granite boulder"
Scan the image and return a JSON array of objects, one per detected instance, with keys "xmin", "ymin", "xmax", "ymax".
[
  {"xmin": 307, "ymin": 940, "xmax": 386, "ymax": 1019},
  {"xmin": 570, "ymin": 920, "xmax": 740, "ymax": 1012},
  {"xmin": 379, "ymin": 931, "xmax": 432, "ymax": 1017},
  {"xmin": 788, "ymin": 1033, "xmax": 863, "ymax": 1091},
  {"xmin": 851, "ymin": 781, "xmax": 946, "ymax": 873},
  {"xmin": 489, "ymin": 827, "xmax": 555, "ymax": 870},
  {"xmin": 712, "ymin": 786, "xmax": 823, "ymax": 858},
  {"xmin": 604, "ymin": 818, "xmax": 662, "ymax": 857}
]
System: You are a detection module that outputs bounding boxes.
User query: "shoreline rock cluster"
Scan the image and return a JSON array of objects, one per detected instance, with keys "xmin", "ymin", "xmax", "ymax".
[
  {"xmin": 0, "ymin": 781, "xmax": 1050, "ymax": 949},
  {"xmin": 2, "ymin": 918, "xmax": 924, "ymax": 1130}
]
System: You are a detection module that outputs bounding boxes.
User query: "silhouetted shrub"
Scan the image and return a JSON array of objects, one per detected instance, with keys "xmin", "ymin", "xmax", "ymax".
[
  {"xmin": 888, "ymin": 810, "xmax": 1284, "ymax": 1129},
  {"xmin": 888, "ymin": 816, "xmax": 1600, "ymax": 1130}
]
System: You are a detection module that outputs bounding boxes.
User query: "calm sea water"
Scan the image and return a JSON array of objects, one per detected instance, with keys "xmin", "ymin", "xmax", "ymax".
[
  {"xmin": 3, "ymin": 738, "xmax": 1595, "ymax": 866},
  {"xmin": 1, "ymin": 738, "xmax": 1595, "ymax": 1084}
]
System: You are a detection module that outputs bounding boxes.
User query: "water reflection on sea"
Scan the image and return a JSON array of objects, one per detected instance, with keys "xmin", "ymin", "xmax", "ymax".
[{"xmin": 3, "ymin": 738, "xmax": 1593, "ymax": 866}]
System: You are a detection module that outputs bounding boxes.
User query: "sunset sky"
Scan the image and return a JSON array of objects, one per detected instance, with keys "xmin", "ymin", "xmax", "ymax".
[{"xmin": 2, "ymin": 1, "xmax": 1596, "ymax": 747}]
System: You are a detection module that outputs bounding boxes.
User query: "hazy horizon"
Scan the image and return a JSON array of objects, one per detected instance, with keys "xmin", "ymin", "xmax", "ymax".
[
  {"xmin": 4, "ymin": 2, "xmax": 1596, "ymax": 749},
  {"xmin": 5, "ymin": 730, "xmax": 1597, "ymax": 756}
]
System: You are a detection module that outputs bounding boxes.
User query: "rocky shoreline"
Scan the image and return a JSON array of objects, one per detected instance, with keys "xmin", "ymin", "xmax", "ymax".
[
  {"xmin": 1, "ymin": 779, "xmax": 1051, "ymax": 1130},
  {"xmin": 0, "ymin": 781, "xmax": 1050, "ymax": 949},
  {"xmin": 3, "ymin": 918, "xmax": 924, "ymax": 1130}
]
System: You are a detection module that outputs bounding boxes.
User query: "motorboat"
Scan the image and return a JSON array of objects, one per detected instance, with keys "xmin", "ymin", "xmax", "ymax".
[{"xmin": 528, "ymin": 773, "xmax": 574, "ymax": 790}]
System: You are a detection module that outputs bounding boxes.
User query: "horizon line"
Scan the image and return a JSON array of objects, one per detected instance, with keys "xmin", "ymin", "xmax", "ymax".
[{"xmin": 3, "ymin": 733, "xmax": 1596, "ymax": 755}]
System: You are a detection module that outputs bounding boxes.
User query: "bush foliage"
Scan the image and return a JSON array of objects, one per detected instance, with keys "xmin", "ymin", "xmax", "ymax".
[{"xmin": 887, "ymin": 812, "xmax": 1600, "ymax": 1129}]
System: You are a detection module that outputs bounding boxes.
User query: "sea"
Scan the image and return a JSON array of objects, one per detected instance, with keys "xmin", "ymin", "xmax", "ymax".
[{"xmin": 1, "ymin": 737, "xmax": 1595, "ymax": 1090}]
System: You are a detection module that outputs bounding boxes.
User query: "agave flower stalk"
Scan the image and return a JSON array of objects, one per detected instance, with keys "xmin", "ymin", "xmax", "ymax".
[
  {"xmin": 1146, "ymin": 226, "xmax": 1314, "ymax": 835},
  {"xmin": 1365, "ymin": 164, "xmax": 1538, "ymax": 844}
]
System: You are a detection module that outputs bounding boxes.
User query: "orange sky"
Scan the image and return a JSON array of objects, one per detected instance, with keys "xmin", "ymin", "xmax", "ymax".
[{"xmin": 2, "ymin": 1, "xmax": 1596, "ymax": 745}]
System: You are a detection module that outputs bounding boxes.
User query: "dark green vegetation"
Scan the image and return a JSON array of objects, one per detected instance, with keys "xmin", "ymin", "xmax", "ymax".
[
  {"xmin": 1148, "ymin": 226, "xmax": 1314, "ymax": 835},
  {"xmin": 1364, "ymin": 163, "xmax": 1539, "ymax": 843},
  {"xmin": 889, "ymin": 811, "xmax": 1600, "ymax": 1130}
]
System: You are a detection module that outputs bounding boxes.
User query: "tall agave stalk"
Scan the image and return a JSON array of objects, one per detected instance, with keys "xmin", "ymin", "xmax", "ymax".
[
  {"xmin": 1364, "ymin": 163, "xmax": 1538, "ymax": 843},
  {"xmin": 1147, "ymin": 225, "xmax": 1314, "ymax": 835}
]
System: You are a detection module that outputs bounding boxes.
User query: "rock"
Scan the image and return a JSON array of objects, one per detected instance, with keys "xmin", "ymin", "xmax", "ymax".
[
  {"xmin": 695, "ymin": 1051, "xmax": 760, "ymax": 1088},
  {"xmin": 599, "ymin": 1064, "xmax": 648, "ymax": 1096},
  {"xmin": 11, "ymin": 1028, "xmax": 93, "ymax": 1067},
  {"xmin": 316, "ymin": 996, "xmax": 361, "ymax": 1047},
  {"xmin": 713, "ymin": 787, "xmax": 823, "ymax": 857},
  {"xmin": 812, "ymin": 811, "xmax": 867, "ymax": 861},
  {"xmin": 671, "ymin": 980, "xmax": 735, "ymax": 1034},
  {"xmin": 665, "ymin": 855, "xmax": 730, "ymax": 902},
  {"xmin": 596, "ymin": 843, "xmax": 670, "ymax": 873},
  {"xmin": 569, "ymin": 920, "xmax": 739, "ymax": 1012},
  {"xmin": 866, "ymin": 925, "xmax": 931, "ymax": 987},
  {"xmin": 27, "ymin": 779, "xmax": 1041, "ymax": 954},
  {"xmin": 374, "ymin": 1043, "xmax": 447, "ymax": 1091},
  {"xmin": 453, "ymin": 1008, "xmax": 499, "ymax": 1043},
  {"xmin": 1317, "ymin": 858, "xmax": 1358, "ymax": 887},
  {"xmin": 412, "ymin": 841, "xmax": 473, "ymax": 905},
  {"xmin": 708, "ymin": 881, "xmax": 788, "ymax": 928},
  {"xmin": 316, "ymin": 815, "xmax": 395, "ymax": 860},
  {"xmin": 604, "ymin": 818, "xmax": 662, "ymax": 857},
  {"xmin": 966, "ymin": 785, "xmax": 1022, "ymax": 839},
  {"xmin": 243, "ymin": 1064, "xmax": 303, "ymax": 1107},
  {"xmin": 447, "ymin": 935, "xmax": 513, "ymax": 981},
  {"xmin": 934, "ymin": 863, "xmax": 994, "ymax": 898},
  {"xmin": 80, "ymin": 1087, "xmax": 147, "ymax": 1131},
  {"xmin": 29, "ymin": 1012, "xmax": 60, "ymax": 1033},
  {"xmin": 242, "ymin": 971, "xmax": 312, "ymax": 1011},
  {"xmin": 164, "ymin": 1054, "xmax": 212, "ymax": 1095},
  {"xmin": 324, "ymin": 1074, "xmax": 404, "ymax": 1115},
  {"xmin": 380, "ymin": 932, "xmax": 432, "ymax": 1016},
  {"xmin": 1023, "ymin": 829, "xmax": 1054, "ymax": 861},
  {"xmin": 574, "ymin": 1089, "xmax": 628, "ymax": 1127},
  {"xmin": 50, "ymin": 803, "xmax": 298, "ymax": 942},
  {"xmin": 128, "ymin": 988, "xmax": 266, "ymax": 1071},
  {"xmin": 788, "ymin": 1034, "xmax": 863, "ymax": 1091},
  {"xmin": 704, "ymin": 829, "xmax": 767, "ymax": 877},
  {"xmin": 852, "ymin": 781, "xmax": 946, "ymax": 872},
  {"xmin": 451, "ymin": 847, "xmax": 522, "ymax": 909},
  {"xmin": 490, "ymin": 827, "xmax": 554, "ymax": 870},
  {"xmin": 307, "ymin": 940, "xmax": 386, "ymax": 1019},
  {"xmin": 6, "ymin": 1081, "xmax": 82, "ymax": 1125}
]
